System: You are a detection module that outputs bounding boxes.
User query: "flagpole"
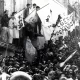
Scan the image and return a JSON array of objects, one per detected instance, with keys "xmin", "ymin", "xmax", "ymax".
[{"xmin": 60, "ymin": 50, "xmax": 77, "ymax": 67}]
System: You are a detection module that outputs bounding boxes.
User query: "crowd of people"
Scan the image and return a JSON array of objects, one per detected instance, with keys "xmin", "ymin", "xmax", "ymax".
[
  {"xmin": 0, "ymin": 2, "xmax": 80, "ymax": 80},
  {"xmin": 0, "ymin": 29, "xmax": 79, "ymax": 80}
]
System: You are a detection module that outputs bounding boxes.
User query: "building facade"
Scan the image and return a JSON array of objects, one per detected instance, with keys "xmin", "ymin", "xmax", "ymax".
[{"xmin": 0, "ymin": 0, "xmax": 32, "ymax": 17}]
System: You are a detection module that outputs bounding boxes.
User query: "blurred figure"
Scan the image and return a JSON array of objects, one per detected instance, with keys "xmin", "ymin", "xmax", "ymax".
[
  {"xmin": 23, "ymin": 3, "xmax": 30, "ymax": 20},
  {"xmin": 44, "ymin": 70, "xmax": 55, "ymax": 80},
  {"xmin": 36, "ymin": 6, "xmax": 40, "ymax": 11},
  {"xmin": 59, "ymin": 74, "xmax": 67, "ymax": 80},
  {"xmin": 0, "ymin": 68, "xmax": 10, "ymax": 80},
  {"xmin": 1, "ymin": 10, "xmax": 9, "ymax": 42},
  {"xmin": 31, "ymin": 3, "xmax": 37, "ymax": 12},
  {"xmin": 33, "ymin": 3, "xmax": 37, "ymax": 9},
  {"xmin": 8, "ymin": 12, "xmax": 17, "ymax": 44},
  {"xmin": 34, "ymin": 6, "xmax": 42, "ymax": 35},
  {"xmin": 32, "ymin": 74, "xmax": 44, "ymax": 80}
]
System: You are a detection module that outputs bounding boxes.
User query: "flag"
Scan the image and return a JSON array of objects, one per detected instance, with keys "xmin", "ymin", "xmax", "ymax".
[
  {"xmin": 37, "ymin": 3, "xmax": 54, "ymax": 40},
  {"xmin": 25, "ymin": 10, "xmax": 38, "ymax": 26},
  {"xmin": 14, "ymin": 10, "xmax": 24, "ymax": 30},
  {"xmin": 41, "ymin": 23, "xmax": 54, "ymax": 40},
  {"xmin": 37, "ymin": 3, "xmax": 51, "ymax": 24},
  {"xmin": 51, "ymin": 12, "xmax": 75, "ymax": 42},
  {"xmin": 37, "ymin": 0, "xmax": 67, "ymax": 24},
  {"xmin": 37, "ymin": 0, "xmax": 67, "ymax": 40}
]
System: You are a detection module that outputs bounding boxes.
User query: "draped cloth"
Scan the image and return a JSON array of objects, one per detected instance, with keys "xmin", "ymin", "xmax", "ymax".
[{"xmin": 24, "ymin": 37, "xmax": 37, "ymax": 63}]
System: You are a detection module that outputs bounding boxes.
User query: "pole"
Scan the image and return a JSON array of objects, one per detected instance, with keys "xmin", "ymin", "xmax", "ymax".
[{"xmin": 60, "ymin": 50, "xmax": 77, "ymax": 67}]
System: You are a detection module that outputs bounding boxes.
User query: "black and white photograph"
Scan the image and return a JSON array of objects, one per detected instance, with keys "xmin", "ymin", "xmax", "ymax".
[{"xmin": 0, "ymin": 0, "xmax": 80, "ymax": 80}]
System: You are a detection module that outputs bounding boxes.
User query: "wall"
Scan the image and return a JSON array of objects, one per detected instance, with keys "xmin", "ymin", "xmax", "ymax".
[
  {"xmin": 4, "ymin": 0, "xmax": 14, "ymax": 17},
  {"xmin": 15, "ymin": 0, "xmax": 27, "ymax": 12},
  {"xmin": 4, "ymin": 0, "xmax": 28, "ymax": 17}
]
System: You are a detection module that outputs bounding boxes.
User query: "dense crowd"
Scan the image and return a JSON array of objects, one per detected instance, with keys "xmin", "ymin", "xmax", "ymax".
[
  {"xmin": 0, "ymin": 2, "xmax": 80, "ymax": 80},
  {"xmin": 0, "ymin": 27, "xmax": 79, "ymax": 80}
]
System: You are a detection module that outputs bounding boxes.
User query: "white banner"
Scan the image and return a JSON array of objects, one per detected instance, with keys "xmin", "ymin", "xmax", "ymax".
[
  {"xmin": 37, "ymin": 0, "xmax": 67, "ymax": 24},
  {"xmin": 37, "ymin": 3, "xmax": 55, "ymax": 40},
  {"xmin": 51, "ymin": 12, "xmax": 75, "ymax": 42},
  {"xmin": 37, "ymin": 0, "xmax": 67, "ymax": 40},
  {"xmin": 14, "ymin": 10, "xmax": 24, "ymax": 30},
  {"xmin": 25, "ymin": 10, "xmax": 38, "ymax": 25}
]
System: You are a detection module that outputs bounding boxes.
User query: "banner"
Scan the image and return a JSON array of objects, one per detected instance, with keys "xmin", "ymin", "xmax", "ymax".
[
  {"xmin": 25, "ymin": 10, "xmax": 38, "ymax": 26},
  {"xmin": 51, "ymin": 12, "xmax": 75, "ymax": 42},
  {"xmin": 41, "ymin": 23, "xmax": 54, "ymax": 40},
  {"xmin": 37, "ymin": 0, "xmax": 67, "ymax": 40},
  {"xmin": 14, "ymin": 10, "xmax": 24, "ymax": 30},
  {"xmin": 37, "ymin": 0, "xmax": 67, "ymax": 24},
  {"xmin": 37, "ymin": 3, "xmax": 51, "ymax": 24},
  {"xmin": 37, "ymin": 4, "xmax": 55, "ymax": 40}
]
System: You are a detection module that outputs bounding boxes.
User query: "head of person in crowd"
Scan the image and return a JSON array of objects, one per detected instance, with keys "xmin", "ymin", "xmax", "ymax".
[
  {"xmin": 48, "ymin": 70, "xmax": 55, "ymax": 80},
  {"xmin": 26, "ymin": 3, "xmax": 30, "ymax": 9},
  {"xmin": 4, "ymin": 10, "xmax": 8, "ymax": 15},
  {"xmin": 32, "ymin": 74, "xmax": 43, "ymax": 80},
  {"xmin": 36, "ymin": 6, "xmax": 40, "ymax": 11},
  {"xmin": 33, "ymin": 3, "xmax": 37, "ymax": 9},
  {"xmin": 59, "ymin": 74, "xmax": 67, "ymax": 80}
]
